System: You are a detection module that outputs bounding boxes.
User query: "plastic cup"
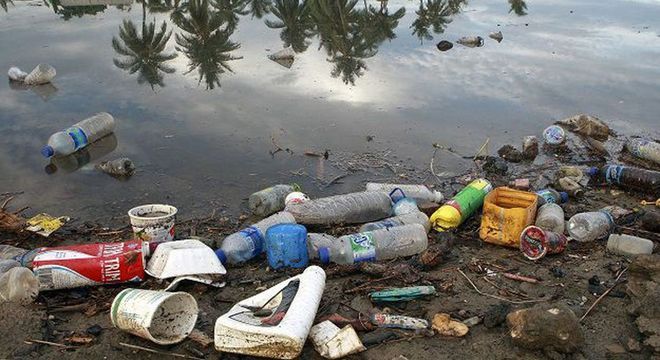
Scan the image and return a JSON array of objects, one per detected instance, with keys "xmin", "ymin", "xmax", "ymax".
[
  {"xmin": 110, "ymin": 288, "xmax": 198, "ymax": 345},
  {"xmin": 128, "ymin": 204, "xmax": 177, "ymax": 243}
]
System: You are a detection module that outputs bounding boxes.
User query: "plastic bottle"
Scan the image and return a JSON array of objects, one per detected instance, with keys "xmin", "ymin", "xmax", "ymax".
[
  {"xmin": 265, "ymin": 224, "xmax": 309, "ymax": 270},
  {"xmin": 534, "ymin": 203, "xmax": 565, "ymax": 234},
  {"xmin": 249, "ymin": 184, "xmax": 298, "ymax": 217},
  {"xmin": 508, "ymin": 178, "xmax": 530, "ymax": 190},
  {"xmin": 0, "ymin": 245, "xmax": 29, "ymax": 261},
  {"xmin": 0, "ymin": 260, "xmax": 20, "ymax": 275},
  {"xmin": 0, "ymin": 267, "xmax": 39, "ymax": 304},
  {"xmin": 607, "ymin": 234, "xmax": 654, "ymax": 257},
  {"xmin": 430, "ymin": 179, "xmax": 493, "ymax": 232},
  {"xmin": 285, "ymin": 192, "xmax": 393, "ymax": 225},
  {"xmin": 567, "ymin": 211, "xmax": 614, "ymax": 242},
  {"xmin": 536, "ymin": 188, "xmax": 569, "ymax": 205},
  {"xmin": 24, "ymin": 64, "xmax": 57, "ymax": 85},
  {"xmin": 45, "ymin": 133, "xmax": 118, "ymax": 174},
  {"xmin": 359, "ymin": 211, "xmax": 430, "ymax": 233},
  {"xmin": 42, "ymin": 112, "xmax": 116, "ymax": 158},
  {"xmin": 365, "ymin": 183, "xmax": 444, "ymax": 203},
  {"xmin": 389, "ymin": 188, "xmax": 419, "ymax": 216},
  {"xmin": 592, "ymin": 165, "xmax": 660, "ymax": 194},
  {"xmin": 317, "ymin": 224, "xmax": 428, "ymax": 265},
  {"xmin": 625, "ymin": 139, "xmax": 660, "ymax": 166},
  {"xmin": 216, "ymin": 211, "xmax": 296, "ymax": 264},
  {"xmin": 307, "ymin": 233, "xmax": 338, "ymax": 260}
]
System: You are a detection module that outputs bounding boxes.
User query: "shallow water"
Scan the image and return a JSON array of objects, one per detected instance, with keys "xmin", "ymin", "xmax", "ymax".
[{"xmin": 1, "ymin": 0, "xmax": 659, "ymax": 221}]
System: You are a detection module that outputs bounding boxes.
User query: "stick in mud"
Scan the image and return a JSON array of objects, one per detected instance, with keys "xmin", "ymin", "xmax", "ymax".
[
  {"xmin": 457, "ymin": 269, "xmax": 547, "ymax": 305},
  {"xmin": 580, "ymin": 268, "xmax": 628, "ymax": 322}
]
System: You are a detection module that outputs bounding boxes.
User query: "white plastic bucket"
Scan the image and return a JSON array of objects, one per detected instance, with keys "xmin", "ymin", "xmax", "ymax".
[
  {"xmin": 110, "ymin": 288, "xmax": 198, "ymax": 345},
  {"xmin": 128, "ymin": 204, "xmax": 177, "ymax": 243}
]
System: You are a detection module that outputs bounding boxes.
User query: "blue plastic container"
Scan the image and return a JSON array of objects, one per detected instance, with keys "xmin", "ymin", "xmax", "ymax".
[{"xmin": 265, "ymin": 224, "xmax": 309, "ymax": 270}]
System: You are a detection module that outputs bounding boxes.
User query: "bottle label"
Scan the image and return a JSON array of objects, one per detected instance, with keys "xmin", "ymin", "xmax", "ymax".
[
  {"xmin": 604, "ymin": 166, "xmax": 624, "ymax": 185},
  {"xmin": 536, "ymin": 190, "xmax": 557, "ymax": 204},
  {"xmin": 349, "ymin": 233, "xmax": 376, "ymax": 262},
  {"xmin": 239, "ymin": 226, "xmax": 264, "ymax": 257},
  {"xmin": 68, "ymin": 127, "xmax": 89, "ymax": 150}
]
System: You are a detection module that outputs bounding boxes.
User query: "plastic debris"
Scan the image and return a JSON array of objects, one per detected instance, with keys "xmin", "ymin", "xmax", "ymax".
[
  {"xmin": 42, "ymin": 112, "xmax": 115, "ymax": 158},
  {"xmin": 431, "ymin": 179, "xmax": 493, "ymax": 231},
  {"xmin": 128, "ymin": 204, "xmax": 177, "ymax": 243},
  {"xmin": 0, "ymin": 267, "xmax": 39, "ymax": 304},
  {"xmin": 369, "ymin": 286, "xmax": 436, "ymax": 302},
  {"xmin": 265, "ymin": 224, "xmax": 309, "ymax": 269},
  {"xmin": 145, "ymin": 239, "xmax": 226, "ymax": 280},
  {"xmin": 489, "ymin": 31, "xmax": 503, "ymax": 42},
  {"xmin": 520, "ymin": 225, "xmax": 568, "ymax": 260},
  {"xmin": 7, "ymin": 67, "xmax": 27, "ymax": 81},
  {"xmin": 268, "ymin": 48, "xmax": 295, "ymax": 68},
  {"xmin": 543, "ymin": 125, "xmax": 567, "ymax": 145},
  {"xmin": 606, "ymin": 234, "xmax": 654, "ymax": 257},
  {"xmin": 555, "ymin": 114, "xmax": 611, "ymax": 142},
  {"xmin": 249, "ymin": 184, "xmax": 298, "ymax": 217},
  {"xmin": 625, "ymin": 138, "xmax": 660, "ymax": 166},
  {"xmin": 432, "ymin": 313, "xmax": 469, "ymax": 337},
  {"xmin": 457, "ymin": 36, "xmax": 484, "ymax": 47},
  {"xmin": 309, "ymin": 321, "xmax": 366, "ymax": 359},
  {"xmin": 370, "ymin": 313, "xmax": 429, "ymax": 330},
  {"xmin": 8, "ymin": 64, "xmax": 56, "ymax": 85},
  {"xmin": 25, "ymin": 213, "xmax": 70, "ymax": 237},
  {"xmin": 96, "ymin": 157, "xmax": 135, "ymax": 178},
  {"xmin": 480, "ymin": 187, "xmax": 538, "ymax": 247}
]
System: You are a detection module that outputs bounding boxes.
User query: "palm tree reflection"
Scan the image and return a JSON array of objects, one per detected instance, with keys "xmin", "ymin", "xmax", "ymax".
[
  {"xmin": 212, "ymin": 0, "xmax": 248, "ymax": 31},
  {"xmin": 411, "ymin": 0, "xmax": 464, "ymax": 43},
  {"xmin": 172, "ymin": 0, "xmax": 241, "ymax": 89},
  {"xmin": 247, "ymin": 0, "xmax": 271, "ymax": 18},
  {"xmin": 1, "ymin": 0, "xmax": 14, "ymax": 12},
  {"xmin": 265, "ymin": 0, "xmax": 315, "ymax": 53},
  {"xmin": 508, "ymin": 0, "xmax": 527, "ymax": 16}
]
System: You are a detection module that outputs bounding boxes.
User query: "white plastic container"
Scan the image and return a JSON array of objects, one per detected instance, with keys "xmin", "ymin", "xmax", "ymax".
[
  {"xmin": 607, "ymin": 234, "xmax": 654, "ymax": 257},
  {"xmin": 146, "ymin": 239, "xmax": 226, "ymax": 279},
  {"xmin": 128, "ymin": 204, "xmax": 177, "ymax": 243},
  {"xmin": 309, "ymin": 321, "xmax": 365, "ymax": 359},
  {"xmin": 214, "ymin": 266, "xmax": 326, "ymax": 359},
  {"xmin": 110, "ymin": 288, "xmax": 198, "ymax": 345},
  {"xmin": 365, "ymin": 183, "xmax": 444, "ymax": 203}
]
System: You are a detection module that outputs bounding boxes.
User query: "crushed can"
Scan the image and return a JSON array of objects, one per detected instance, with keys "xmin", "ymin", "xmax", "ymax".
[
  {"xmin": 519, "ymin": 226, "xmax": 568, "ymax": 261},
  {"xmin": 32, "ymin": 240, "xmax": 148, "ymax": 290}
]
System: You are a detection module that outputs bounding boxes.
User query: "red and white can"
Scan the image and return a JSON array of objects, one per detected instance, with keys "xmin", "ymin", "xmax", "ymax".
[
  {"xmin": 520, "ymin": 225, "xmax": 568, "ymax": 261},
  {"xmin": 32, "ymin": 240, "xmax": 148, "ymax": 291}
]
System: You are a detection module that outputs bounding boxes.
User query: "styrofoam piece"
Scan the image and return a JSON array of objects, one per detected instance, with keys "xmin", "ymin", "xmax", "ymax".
[
  {"xmin": 111, "ymin": 288, "xmax": 198, "ymax": 345},
  {"xmin": 164, "ymin": 274, "xmax": 226, "ymax": 291},
  {"xmin": 8, "ymin": 67, "xmax": 28, "ymax": 82},
  {"xmin": 214, "ymin": 266, "xmax": 326, "ymax": 359},
  {"xmin": 309, "ymin": 321, "xmax": 365, "ymax": 359},
  {"xmin": 146, "ymin": 239, "xmax": 226, "ymax": 279}
]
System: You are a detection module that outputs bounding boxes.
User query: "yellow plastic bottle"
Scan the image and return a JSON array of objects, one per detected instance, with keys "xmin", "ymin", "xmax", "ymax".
[{"xmin": 431, "ymin": 179, "xmax": 493, "ymax": 232}]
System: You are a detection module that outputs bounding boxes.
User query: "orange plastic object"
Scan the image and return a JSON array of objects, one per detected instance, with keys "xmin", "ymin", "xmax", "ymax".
[{"xmin": 479, "ymin": 187, "xmax": 538, "ymax": 247}]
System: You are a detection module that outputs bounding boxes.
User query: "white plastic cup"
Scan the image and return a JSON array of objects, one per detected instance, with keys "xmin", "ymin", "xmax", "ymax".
[
  {"xmin": 110, "ymin": 288, "xmax": 198, "ymax": 345},
  {"xmin": 128, "ymin": 204, "xmax": 177, "ymax": 243}
]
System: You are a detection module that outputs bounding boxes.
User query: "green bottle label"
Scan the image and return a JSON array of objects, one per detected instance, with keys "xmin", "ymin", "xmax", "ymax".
[{"xmin": 349, "ymin": 233, "xmax": 376, "ymax": 262}]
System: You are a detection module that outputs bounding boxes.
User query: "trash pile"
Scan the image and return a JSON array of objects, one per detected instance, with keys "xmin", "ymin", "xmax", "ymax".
[{"xmin": 0, "ymin": 112, "xmax": 659, "ymax": 359}]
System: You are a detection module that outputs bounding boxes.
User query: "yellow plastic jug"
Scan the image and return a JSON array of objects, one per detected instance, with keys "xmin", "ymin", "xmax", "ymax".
[
  {"xmin": 430, "ymin": 179, "xmax": 492, "ymax": 231},
  {"xmin": 479, "ymin": 187, "xmax": 538, "ymax": 247}
]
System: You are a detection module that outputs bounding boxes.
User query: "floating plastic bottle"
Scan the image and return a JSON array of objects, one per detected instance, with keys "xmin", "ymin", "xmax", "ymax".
[
  {"xmin": 365, "ymin": 183, "xmax": 444, "ymax": 203},
  {"xmin": 45, "ymin": 133, "xmax": 117, "ymax": 174},
  {"xmin": 567, "ymin": 211, "xmax": 614, "ymax": 242},
  {"xmin": 430, "ymin": 179, "xmax": 493, "ymax": 232},
  {"xmin": 24, "ymin": 64, "xmax": 57, "ymax": 85},
  {"xmin": 265, "ymin": 224, "xmax": 309, "ymax": 270},
  {"xmin": 0, "ymin": 267, "xmax": 39, "ymax": 304},
  {"xmin": 216, "ymin": 212, "xmax": 296, "ymax": 264},
  {"xmin": 317, "ymin": 224, "xmax": 428, "ymax": 265},
  {"xmin": 285, "ymin": 192, "xmax": 393, "ymax": 225},
  {"xmin": 625, "ymin": 139, "xmax": 660, "ymax": 166},
  {"xmin": 593, "ymin": 165, "xmax": 660, "ymax": 195},
  {"xmin": 249, "ymin": 184, "xmax": 299, "ymax": 217},
  {"xmin": 42, "ymin": 112, "xmax": 116, "ymax": 158},
  {"xmin": 536, "ymin": 188, "xmax": 569, "ymax": 206},
  {"xmin": 535, "ymin": 203, "xmax": 565, "ymax": 234},
  {"xmin": 606, "ymin": 234, "xmax": 654, "ymax": 257},
  {"xmin": 359, "ymin": 211, "xmax": 430, "ymax": 233}
]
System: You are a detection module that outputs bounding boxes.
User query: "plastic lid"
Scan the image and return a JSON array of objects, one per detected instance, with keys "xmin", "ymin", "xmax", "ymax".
[
  {"xmin": 41, "ymin": 145, "xmax": 54, "ymax": 158},
  {"xmin": 318, "ymin": 247, "xmax": 330, "ymax": 264},
  {"xmin": 215, "ymin": 249, "xmax": 227, "ymax": 264},
  {"xmin": 433, "ymin": 191, "xmax": 444, "ymax": 203},
  {"xmin": 559, "ymin": 192, "xmax": 569, "ymax": 203},
  {"xmin": 586, "ymin": 167, "xmax": 600, "ymax": 177}
]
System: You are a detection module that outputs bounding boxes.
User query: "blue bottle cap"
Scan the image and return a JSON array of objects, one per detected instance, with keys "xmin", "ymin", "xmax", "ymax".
[
  {"xmin": 41, "ymin": 145, "xmax": 54, "ymax": 158},
  {"xmin": 318, "ymin": 247, "xmax": 330, "ymax": 264},
  {"xmin": 586, "ymin": 167, "xmax": 600, "ymax": 177},
  {"xmin": 559, "ymin": 192, "xmax": 569, "ymax": 203},
  {"xmin": 215, "ymin": 249, "xmax": 227, "ymax": 264}
]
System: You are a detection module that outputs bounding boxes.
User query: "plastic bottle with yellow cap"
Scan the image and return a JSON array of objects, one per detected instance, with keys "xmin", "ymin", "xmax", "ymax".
[{"xmin": 430, "ymin": 179, "xmax": 493, "ymax": 231}]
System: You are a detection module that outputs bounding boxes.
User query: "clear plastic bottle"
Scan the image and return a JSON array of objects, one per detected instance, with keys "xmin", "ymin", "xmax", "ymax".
[
  {"xmin": 535, "ymin": 203, "xmax": 565, "ymax": 234},
  {"xmin": 248, "ymin": 184, "xmax": 297, "ymax": 217},
  {"xmin": 285, "ymin": 192, "xmax": 393, "ymax": 225},
  {"xmin": 607, "ymin": 234, "xmax": 654, "ymax": 256},
  {"xmin": 536, "ymin": 188, "xmax": 569, "ymax": 206},
  {"xmin": 365, "ymin": 183, "xmax": 444, "ymax": 203},
  {"xmin": 46, "ymin": 133, "xmax": 117, "ymax": 174},
  {"xmin": 567, "ymin": 211, "xmax": 614, "ymax": 242},
  {"xmin": 0, "ymin": 260, "xmax": 20, "ymax": 276},
  {"xmin": 0, "ymin": 245, "xmax": 29, "ymax": 261},
  {"xmin": 317, "ymin": 224, "xmax": 428, "ymax": 265},
  {"xmin": 625, "ymin": 139, "xmax": 660, "ymax": 166},
  {"xmin": 42, "ymin": 112, "xmax": 116, "ymax": 158},
  {"xmin": 24, "ymin": 64, "xmax": 57, "ymax": 85},
  {"xmin": 215, "ymin": 211, "xmax": 296, "ymax": 264},
  {"xmin": 307, "ymin": 233, "xmax": 338, "ymax": 260},
  {"xmin": 359, "ymin": 212, "xmax": 430, "ymax": 233},
  {"xmin": 0, "ymin": 267, "xmax": 39, "ymax": 304}
]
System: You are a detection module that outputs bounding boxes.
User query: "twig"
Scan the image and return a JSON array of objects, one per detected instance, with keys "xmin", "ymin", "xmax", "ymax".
[
  {"xmin": 457, "ymin": 269, "xmax": 547, "ymax": 305},
  {"xmin": 1, "ymin": 196, "xmax": 14, "ymax": 210},
  {"xmin": 580, "ymin": 268, "xmax": 627, "ymax": 322},
  {"xmin": 482, "ymin": 276, "xmax": 532, "ymax": 299},
  {"xmin": 503, "ymin": 273, "xmax": 540, "ymax": 284},
  {"xmin": 473, "ymin": 137, "xmax": 490, "ymax": 159},
  {"xmin": 25, "ymin": 339, "xmax": 76, "ymax": 349},
  {"xmin": 118, "ymin": 342, "xmax": 204, "ymax": 360}
]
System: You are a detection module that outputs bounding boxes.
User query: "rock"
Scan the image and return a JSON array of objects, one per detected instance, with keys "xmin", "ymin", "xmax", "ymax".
[
  {"xmin": 550, "ymin": 267, "xmax": 566, "ymax": 278},
  {"xmin": 432, "ymin": 313, "xmax": 469, "ymax": 337},
  {"xmin": 86, "ymin": 324, "xmax": 103, "ymax": 336},
  {"xmin": 463, "ymin": 316, "xmax": 482, "ymax": 327},
  {"xmin": 96, "ymin": 157, "xmax": 135, "ymax": 178},
  {"xmin": 414, "ymin": 234, "xmax": 453, "ymax": 270},
  {"xmin": 484, "ymin": 303, "xmax": 510, "ymax": 328},
  {"xmin": 350, "ymin": 295, "xmax": 374, "ymax": 315},
  {"xmin": 506, "ymin": 303, "xmax": 584, "ymax": 353},
  {"xmin": 640, "ymin": 211, "xmax": 660, "ymax": 233},
  {"xmin": 626, "ymin": 337, "xmax": 642, "ymax": 353},
  {"xmin": 483, "ymin": 156, "xmax": 508, "ymax": 176},
  {"xmin": 522, "ymin": 136, "xmax": 539, "ymax": 160},
  {"xmin": 436, "ymin": 40, "xmax": 453, "ymax": 52},
  {"xmin": 635, "ymin": 316, "xmax": 660, "ymax": 353},
  {"xmin": 605, "ymin": 343, "xmax": 626, "ymax": 354},
  {"xmin": 498, "ymin": 145, "xmax": 523, "ymax": 163}
]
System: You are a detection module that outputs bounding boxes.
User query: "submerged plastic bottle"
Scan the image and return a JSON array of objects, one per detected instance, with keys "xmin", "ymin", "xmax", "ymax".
[
  {"xmin": 534, "ymin": 203, "xmax": 565, "ymax": 234},
  {"xmin": 216, "ymin": 212, "xmax": 296, "ymax": 264},
  {"xmin": 317, "ymin": 224, "xmax": 428, "ymax": 265},
  {"xmin": 359, "ymin": 211, "xmax": 430, "ymax": 233},
  {"xmin": 536, "ymin": 188, "xmax": 569, "ymax": 206},
  {"xmin": 625, "ymin": 139, "xmax": 660, "ymax": 166},
  {"xmin": 0, "ymin": 267, "xmax": 39, "ymax": 304},
  {"xmin": 285, "ymin": 192, "xmax": 393, "ymax": 225},
  {"xmin": 430, "ymin": 179, "xmax": 493, "ymax": 231},
  {"xmin": 42, "ymin": 112, "xmax": 116, "ymax": 158},
  {"xmin": 365, "ymin": 183, "xmax": 444, "ymax": 203},
  {"xmin": 249, "ymin": 184, "xmax": 299, "ymax": 217},
  {"xmin": 567, "ymin": 211, "xmax": 614, "ymax": 242},
  {"xmin": 592, "ymin": 165, "xmax": 660, "ymax": 195},
  {"xmin": 606, "ymin": 234, "xmax": 654, "ymax": 256}
]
